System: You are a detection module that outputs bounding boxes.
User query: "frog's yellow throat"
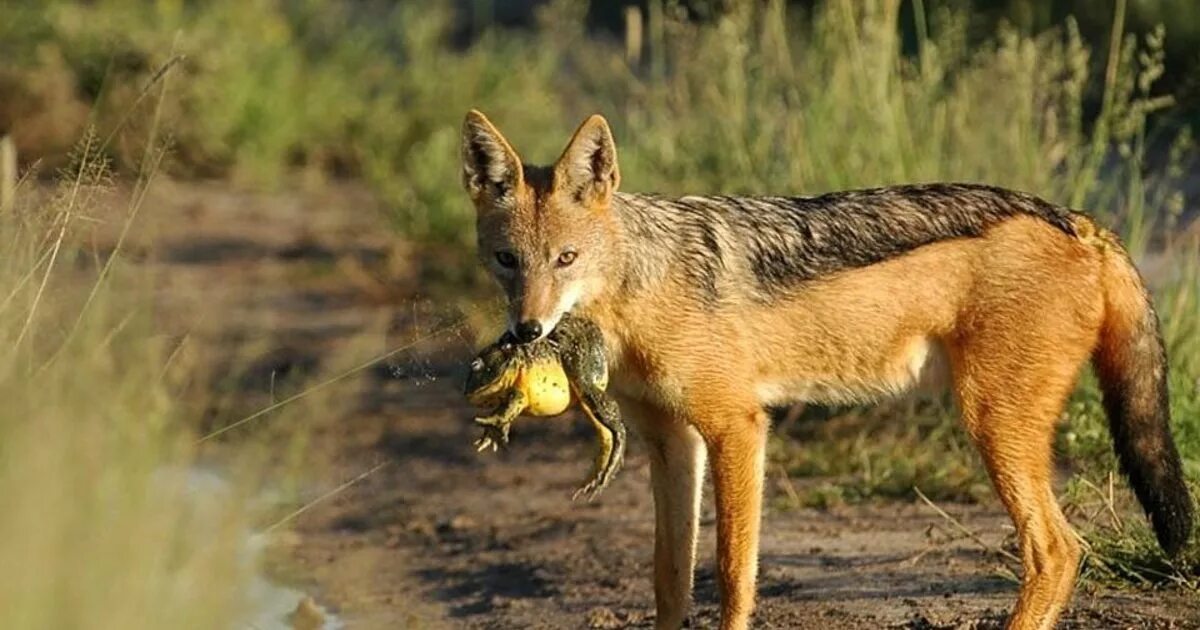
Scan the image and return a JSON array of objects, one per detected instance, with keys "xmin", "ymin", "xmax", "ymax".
[{"xmin": 517, "ymin": 360, "xmax": 572, "ymax": 416}]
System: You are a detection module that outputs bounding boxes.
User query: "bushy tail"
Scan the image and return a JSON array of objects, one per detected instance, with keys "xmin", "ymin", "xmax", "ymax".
[{"xmin": 1092, "ymin": 233, "xmax": 1194, "ymax": 556}]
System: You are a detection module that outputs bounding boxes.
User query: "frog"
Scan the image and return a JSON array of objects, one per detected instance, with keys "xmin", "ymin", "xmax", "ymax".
[{"xmin": 464, "ymin": 314, "xmax": 625, "ymax": 500}]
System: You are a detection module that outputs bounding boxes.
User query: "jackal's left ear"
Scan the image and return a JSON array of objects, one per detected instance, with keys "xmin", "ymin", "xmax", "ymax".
[{"xmin": 554, "ymin": 114, "xmax": 620, "ymax": 206}]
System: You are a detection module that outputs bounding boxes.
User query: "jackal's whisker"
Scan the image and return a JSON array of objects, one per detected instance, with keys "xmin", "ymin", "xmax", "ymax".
[{"xmin": 198, "ymin": 318, "xmax": 467, "ymax": 443}]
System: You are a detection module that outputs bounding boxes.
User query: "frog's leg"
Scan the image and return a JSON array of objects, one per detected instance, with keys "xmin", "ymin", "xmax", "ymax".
[
  {"xmin": 473, "ymin": 389, "xmax": 528, "ymax": 452},
  {"xmin": 570, "ymin": 385, "xmax": 626, "ymax": 500},
  {"xmin": 554, "ymin": 318, "xmax": 627, "ymax": 499}
]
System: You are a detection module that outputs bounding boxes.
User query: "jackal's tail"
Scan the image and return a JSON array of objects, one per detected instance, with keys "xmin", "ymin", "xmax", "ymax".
[{"xmin": 1091, "ymin": 227, "xmax": 1193, "ymax": 556}]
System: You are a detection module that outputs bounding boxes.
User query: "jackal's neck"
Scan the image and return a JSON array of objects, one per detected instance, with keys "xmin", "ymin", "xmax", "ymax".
[
  {"xmin": 565, "ymin": 193, "xmax": 679, "ymax": 352},
  {"xmin": 605, "ymin": 192, "xmax": 677, "ymax": 292}
]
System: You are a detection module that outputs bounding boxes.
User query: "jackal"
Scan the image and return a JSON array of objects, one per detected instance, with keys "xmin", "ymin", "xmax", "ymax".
[{"xmin": 459, "ymin": 110, "xmax": 1193, "ymax": 630}]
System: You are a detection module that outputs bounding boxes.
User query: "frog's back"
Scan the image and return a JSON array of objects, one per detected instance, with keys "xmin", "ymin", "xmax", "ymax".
[{"xmin": 550, "ymin": 315, "xmax": 609, "ymax": 391}]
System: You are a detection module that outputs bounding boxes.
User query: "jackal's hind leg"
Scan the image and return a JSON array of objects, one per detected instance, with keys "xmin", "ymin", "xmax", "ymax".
[
  {"xmin": 952, "ymin": 344, "xmax": 1087, "ymax": 630},
  {"xmin": 704, "ymin": 406, "xmax": 768, "ymax": 630}
]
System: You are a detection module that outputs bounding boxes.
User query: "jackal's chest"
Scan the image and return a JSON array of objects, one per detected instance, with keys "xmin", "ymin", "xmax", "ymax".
[
  {"xmin": 603, "ymin": 346, "xmax": 685, "ymax": 409},
  {"xmin": 608, "ymin": 371, "xmax": 672, "ymax": 405}
]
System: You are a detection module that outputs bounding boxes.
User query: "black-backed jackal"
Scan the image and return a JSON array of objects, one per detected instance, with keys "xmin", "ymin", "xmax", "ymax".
[{"xmin": 460, "ymin": 110, "xmax": 1194, "ymax": 630}]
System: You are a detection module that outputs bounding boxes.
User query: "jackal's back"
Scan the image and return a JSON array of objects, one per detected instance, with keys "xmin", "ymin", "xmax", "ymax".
[{"xmin": 614, "ymin": 183, "xmax": 1079, "ymax": 301}]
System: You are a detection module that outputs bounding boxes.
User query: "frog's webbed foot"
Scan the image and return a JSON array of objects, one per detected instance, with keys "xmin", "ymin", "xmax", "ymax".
[
  {"xmin": 571, "ymin": 444, "xmax": 623, "ymax": 501},
  {"xmin": 471, "ymin": 390, "xmax": 527, "ymax": 453},
  {"xmin": 472, "ymin": 414, "xmax": 513, "ymax": 453}
]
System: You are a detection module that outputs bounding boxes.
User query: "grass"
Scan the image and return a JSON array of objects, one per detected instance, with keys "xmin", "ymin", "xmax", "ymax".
[
  {"xmin": 0, "ymin": 58, "xmax": 305, "ymax": 627},
  {"xmin": 0, "ymin": 137, "xmax": 262, "ymax": 627},
  {"xmin": 0, "ymin": 0, "xmax": 1197, "ymax": 591}
]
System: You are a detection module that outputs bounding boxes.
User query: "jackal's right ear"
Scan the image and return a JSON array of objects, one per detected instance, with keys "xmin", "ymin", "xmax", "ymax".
[{"xmin": 461, "ymin": 110, "xmax": 524, "ymax": 204}]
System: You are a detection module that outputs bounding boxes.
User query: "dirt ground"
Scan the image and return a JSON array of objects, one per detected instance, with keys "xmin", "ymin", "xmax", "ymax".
[{"xmin": 122, "ymin": 180, "xmax": 1197, "ymax": 629}]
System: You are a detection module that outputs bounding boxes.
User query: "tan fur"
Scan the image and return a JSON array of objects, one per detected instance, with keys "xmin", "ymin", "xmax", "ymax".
[
  {"xmin": 583, "ymin": 217, "xmax": 1105, "ymax": 630},
  {"xmin": 463, "ymin": 111, "xmax": 1170, "ymax": 630}
]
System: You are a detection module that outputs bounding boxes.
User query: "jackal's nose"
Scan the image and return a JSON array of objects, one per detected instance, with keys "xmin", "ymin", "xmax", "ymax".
[{"xmin": 515, "ymin": 320, "xmax": 542, "ymax": 343}]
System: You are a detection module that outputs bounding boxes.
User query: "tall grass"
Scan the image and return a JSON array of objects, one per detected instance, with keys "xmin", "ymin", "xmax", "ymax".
[{"xmin": 0, "ymin": 128, "xmax": 258, "ymax": 628}]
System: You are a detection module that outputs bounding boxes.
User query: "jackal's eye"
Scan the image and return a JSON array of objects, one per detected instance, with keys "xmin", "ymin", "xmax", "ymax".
[
  {"xmin": 556, "ymin": 250, "xmax": 577, "ymax": 267},
  {"xmin": 494, "ymin": 251, "xmax": 517, "ymax": 269}
]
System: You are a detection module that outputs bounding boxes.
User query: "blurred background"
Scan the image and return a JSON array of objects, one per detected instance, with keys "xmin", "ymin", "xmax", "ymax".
[
  {"xmin": 0, "ymin": 1, "xmax": 1197, "ymax": 628},
  {"xmin": 4, "ymin": 0, "xmax": 1199, "ymax": 250}
]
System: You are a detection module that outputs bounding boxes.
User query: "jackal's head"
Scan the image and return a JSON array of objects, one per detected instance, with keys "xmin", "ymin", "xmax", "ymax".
[{"xmin": 461, "ymin": 110, "xmax": 621, "ymax": 343}]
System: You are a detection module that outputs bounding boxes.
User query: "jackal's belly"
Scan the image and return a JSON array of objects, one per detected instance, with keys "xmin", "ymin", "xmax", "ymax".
[
  {"xmin": 517, "ymin": 363, "xmax": 572, "ymax": 416},
  {"xmin": 756, "ymin": 337, "xmax": 950, "ymax": 406}
]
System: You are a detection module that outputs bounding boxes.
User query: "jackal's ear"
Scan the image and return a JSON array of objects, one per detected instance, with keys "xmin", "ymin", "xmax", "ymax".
[
  {"xmin": 554, "ymin": 114, "xmax": 619, "ymax": 206},
  {"xmin": 461, "ymin": 110, "xmax": 524, "ymax": 204}
]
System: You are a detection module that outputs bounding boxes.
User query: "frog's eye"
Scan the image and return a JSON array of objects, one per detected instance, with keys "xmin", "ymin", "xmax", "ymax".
[
  {"xmin": 556, "ymin": 250, "xmax": 577, "ymax": 267},
  {"xmin": 495, "ymin": 251, "xmax": 518, "ymax": 269},
  {"xmin": 470, "ymin": 358, "xmax": 484, "ymax": 372}
]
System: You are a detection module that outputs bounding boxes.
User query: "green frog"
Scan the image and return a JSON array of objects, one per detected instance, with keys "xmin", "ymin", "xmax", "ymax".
[{"xmin": 464, "ymin": 314, "xmax": 625, "ymax": 500}]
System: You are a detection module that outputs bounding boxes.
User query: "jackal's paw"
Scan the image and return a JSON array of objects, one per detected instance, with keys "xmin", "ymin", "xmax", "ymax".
[{"xmin": 472, "ymin": 417, "xmax": 511, "ymax": 453}]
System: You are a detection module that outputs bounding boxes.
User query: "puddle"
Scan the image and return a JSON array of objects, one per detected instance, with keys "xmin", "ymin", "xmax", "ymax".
[{"xmin": 159, "ymin": 465, "xmax": 343, "ymax": 630}]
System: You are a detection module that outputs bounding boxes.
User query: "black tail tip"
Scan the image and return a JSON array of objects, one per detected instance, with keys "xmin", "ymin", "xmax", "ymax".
[{"xmin": 1151, "ymin": 496, "xmax": 1195, "ymax": 557}]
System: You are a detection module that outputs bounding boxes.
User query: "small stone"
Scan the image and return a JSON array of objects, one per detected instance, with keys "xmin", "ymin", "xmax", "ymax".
[
  {"xmin": 406, "ymin": 519, "xmax": 436, "ymax": 538},
  {"xmin": 448, "ymin": 514, "xmax": 477, "ymax": 531},
  {"xmin": 586, "ymin": 606, "xmax": 622, "ymax": 629},
  {"xmin": 289, "ymin": 596, "xmax": 326, "ymax": 630}
]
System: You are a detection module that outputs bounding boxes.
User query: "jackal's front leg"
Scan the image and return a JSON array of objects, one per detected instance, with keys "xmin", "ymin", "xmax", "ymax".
[
  {"xmin": 473, "ymin": 390, "xmax": 528, "ymax": 452},
  {"xmin": 702, "ymin": 407, "xmax": 768, "ymax": 630},
  {"xmin": 621, "ymin": 396, "xmax": 707, "ymax": 630}
]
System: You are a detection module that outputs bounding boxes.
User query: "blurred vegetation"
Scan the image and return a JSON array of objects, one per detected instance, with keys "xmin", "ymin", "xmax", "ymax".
[
  {"xmin": 0, "ymin": 0, "xmax": 1197, "ymax": 584},
  {"xmin": 1, "ymin": 0, "xmax": 1196, "ymax": 244},
  {"xmin": 0, "ymin": 130, "xmax": 261, "ymax": 627}
]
